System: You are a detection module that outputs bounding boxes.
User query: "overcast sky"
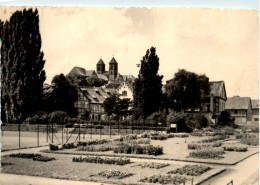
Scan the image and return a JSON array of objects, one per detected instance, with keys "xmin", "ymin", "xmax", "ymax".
[{"xmin": 0, "ymin": 6, "xmax": 259, "ymax": 99}]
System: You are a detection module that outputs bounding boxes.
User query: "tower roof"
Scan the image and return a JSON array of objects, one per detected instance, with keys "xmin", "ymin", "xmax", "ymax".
[
  {"xmin": 97, "ymin": 59, "xmax": 105, "ymax": 65},
  {"xmin": 109, "ymin": 57, "xmax": 118, "ymax": 64}
]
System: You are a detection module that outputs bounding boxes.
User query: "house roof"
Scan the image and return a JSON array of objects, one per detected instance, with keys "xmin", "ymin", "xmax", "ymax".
[
  {"xmin": 80, "ymin": 87, "xmax": 115, "ymax": 104},
  {"xmin": 209, "ymin": 81, "xmax": 225, "ymax": 97},
  {"xmin": 97, "ymin": 59, "xmax": 105, "ymax": 65},
  {"xmin": 109, "ymin": 57, "xmax": 118, "ymax": 64},
  {"xmin": 97, "ymin": 74, "xmax": 108, "ymax": 81},
  {"xmin": 67, "ymin": 67, "xmax": 87, "ymax": 77},
  {"xmin": 251, "ymin": 99, "xmax": 259, "ymax": 109},
  {"xmin": 42, "ymin": 83, "xmax": 56, "ymax": 96},
  {"xmin": 85, "ymin": 70, "xmax": 97, "ymax": 77},
  {"xmin": 225, "ymin": 97, "xmax": 251, "ymax": 110},
  {"xmin": 106, "ymin": 82, "xmax": 121, "ymax": 89}
]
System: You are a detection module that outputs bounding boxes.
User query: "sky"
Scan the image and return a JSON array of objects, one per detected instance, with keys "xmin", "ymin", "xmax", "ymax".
[{"xmin": 0, "ymin": 4, "xmax": 259, "ymax": 99}]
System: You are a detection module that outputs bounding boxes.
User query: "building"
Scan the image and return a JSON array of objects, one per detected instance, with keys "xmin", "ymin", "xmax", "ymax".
[
  {"xmin": 66, "ymin": 57, "xmax": 135, "ymax": 120},
  {"xmin": 251, "ymin": 99, "xmax": 259, "ymax": 123},
  {"xmin": 225, "ymin": 96, "xmax": 252, "ymax": 125}
]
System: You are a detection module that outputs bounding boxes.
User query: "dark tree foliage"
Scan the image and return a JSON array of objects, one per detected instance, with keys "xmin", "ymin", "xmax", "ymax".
[
  {"xmin": 44, "ymin": 74, "xmax": 78, "ymax": 117},
  {"xmin": 166, "ymin": 69, "xmax": 210, "ymax": 112},
  {"xmin": 218, "ymin": 110, "xmax": 231, "ymax": 126},
  {"xmin": 133, "ymin": 47, "xmax": 163, "ymax": 119},
  {"xmin": 1, "ymin": 8, "xmax": 46, "ymax": 123},
  {"xmin": 103, "ymin": 94, "xmax": 131, "ymax": 120},
  {"xmin": 87, "ymin": 75, "xmax": 108, "ymax": 87}
]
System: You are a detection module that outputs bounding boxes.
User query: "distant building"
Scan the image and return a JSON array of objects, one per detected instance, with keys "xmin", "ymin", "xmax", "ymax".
[
  {"xmin": 65, "ymin": 57, "xmax": 135, "ymax": 120},
  {"xmin": 225, "ymin": 96, "xmax": 252, "ymax": 125},
  {"xmin": 251, "ymin": 99, "xmax": 259, "ymax": 123}
]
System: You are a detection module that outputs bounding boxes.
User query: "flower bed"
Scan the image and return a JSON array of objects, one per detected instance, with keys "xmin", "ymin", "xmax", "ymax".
[
  {"xmin": 187, "ymin": 141, "xmax": 222, "ymax": 150},
  {"xmin": 77, "ymin": 145, "xmax": 113, "ymax": 152},
  {"xmin": 167, "ymin": 165, "xmax": 211, "ymax": 176},
  {"xmin": 96, "ymin": 170, "xmax": 133, "ymax": 179},
  {"xmin": 137, "ymin": 162, "xmax": 169, "ymax": 169},
  {"xmin": 166, "ymin": 133, "xmax": 175, "ymax": 138},
  {"xmin": 113, "ymin": 143, "xmax": 163, "ymax": 156},
  {"xmin": 72, "ymin": 156, "xmax": 130, "ymax": 165},
  {"xmin": 140, "ymin": 174, "xmax": 188, "ymax": 184},
  {"xmin": 114, "ymin": 134, "xmax": 138, "ymax": 141},
  {"xmin": 130, "ymin": 139, "xmax": 151, "ymax": 144},
  {"xmin": 200, "ymin": 135, "xmax": 228, "ymax": 143},
  {"xmin": 77, "ymin": 139, "xmax": 110, "ymax": 146},
  {"xmin": 174, "ymin": 133, "xmax": 189, "ymax": 138},
  {"xmin": 191, "ymin": 131, "xmax": 203, "ymax": 137},
  {"xmin": 62, "ymin": 142, "xmax": 77, "ymax": 149},
  {"xmin": 49, "ymin": 144, "xmax": 59, "ymax": 151},
  {"xmin": 239, "ymin": 133, "xmax": 259, "ymax": 146},
  {"xmin": 151, "ymin": 134, "xmax": 168, "ymax": 140},
  {"xmin": 9, "ymin": 153, "xmax": 55, "ymax": 162},
  {"xmin": 188, "ymin": 147, "xmax": 225, "ymax": 159},
  {"xmin": 223, "ymin": 145, "xmax": 248, "ymax": 152}
]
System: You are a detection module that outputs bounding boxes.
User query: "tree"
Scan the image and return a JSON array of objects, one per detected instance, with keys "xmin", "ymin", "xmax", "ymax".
[
  {"xmin": 87, "ymin": 75, "xmax": 108, "ymax": 87},
  {"xmin": 133, "ymin": 47, "xmax": 163, "ymax": 119},
  {"xmin": 218, "ymin": 110, "xmax": 231, "ymax": 126},
  {"xmin": 44, "ymin": 74, "xmax": 78, "ymax": 117},
  {"xmin": 103, "ymin": 94, "xmax": 131, "ymax": 120},
  {"xmin": 166, "ymin": 69, "xmax": 210, "ymax": 112},
  {"xmin": 1, "ymin": 8, "xmax": 46, "ymax": 123}
]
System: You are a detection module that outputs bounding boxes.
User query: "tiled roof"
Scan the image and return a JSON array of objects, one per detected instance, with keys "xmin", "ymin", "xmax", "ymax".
[
  {"xmin": 106, "ymin": 83, "xmax": 121, "ymax": 89},
  {"xmin": 85, "ymin": 70, "xmax": 96, "ymax": 77},
  {"xmin": 97, "ymin": 74, "xmax": 108, "ymax": 81},
  {"xmin": 43, "ymin": 84, "xmax": 56, "ymax": 96},
  {"xmin": 225, "ymin": 97, "xmax": 251, "ymax": 110},
  {"xmin": 209, "ymin": 81, "xmax": 224, "ymax": 97},
  {"xmin": 67, "ymin": 67, "xmax": 87, "ymax": 77},
  {"xmin": 251, "ymin": 99, "xmax": 259, "ymax": 109},
  {"xmin": 80, "ymin": 87, "xmax": 111, "ymax": 104}
]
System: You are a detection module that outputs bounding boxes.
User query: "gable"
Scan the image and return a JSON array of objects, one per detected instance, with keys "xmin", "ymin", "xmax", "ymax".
[{"xmin": 209, "ymin": 81, "xmax": 227, "ymax": 100}]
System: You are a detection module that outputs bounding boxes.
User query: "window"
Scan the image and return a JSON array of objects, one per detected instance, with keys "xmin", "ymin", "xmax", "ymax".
[
  {"xmin": 254, "ymin": 118, "xmax": 259, "ymax": 121},
  {"xmin": 234, "ymin": 110, "xmax": 238, "ymax": 114},
  {"xmin": 122, "ymin": 90, "xmax": 127, "ymax": 96}
]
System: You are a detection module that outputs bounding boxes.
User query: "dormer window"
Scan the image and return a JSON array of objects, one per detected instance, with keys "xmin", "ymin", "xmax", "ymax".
[{"xmin": 122, "ymin": 90, "xmax": 127, "ymax": 96}]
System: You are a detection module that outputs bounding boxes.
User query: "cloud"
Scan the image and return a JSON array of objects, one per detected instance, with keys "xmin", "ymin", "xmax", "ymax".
[{"xmin": 0, "ymin": 7, "xmax": 258, "ymax": 98}]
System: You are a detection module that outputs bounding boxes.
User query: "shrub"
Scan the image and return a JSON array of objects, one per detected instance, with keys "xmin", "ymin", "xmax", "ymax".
[
  {"xmin": 140, "ymin": 174, "xmax": 187, "ymax": 184},
  {"xmin": 9, "ymin": 153, "xmax": 41, "ymax": 159},
  {"xmin": 77, "ymin": 139, "xmax": 110, "ymax": 146},
  {"xmin": 188, "ymin": 147, "xmax": 224, "ymax": 159},
  {"xmin": 97, "ymin": 170, "xmax": 133, "ymax": 179},
  {"xmin": 240, "ymin": 134, "xmax": 259, "ymax": 146},
  {"xmin": 33, "ymin": 156, "xmax": 56, "ymax": 162},
  {"xmin": 62, "ymin": 142, "xmax": 77, "ymax": 149},
  {"xmin": 151, "ymin": 134, "xmax": 167, "ymax": 140},
  {"xmin": 135, "ymin": 139, "xmax": 151, "ymax": 144},
  {"xmin": 167, "ymin": 165, "xmax": 211, "ymax": 176},
  {"xmin": 223, "ymin": 145, "xmax": 248, "ymax": 152},
  {"xmin": 113, "ymin": 143, "xmax": 163, "ymax": 156},
  {"xmin": 166, "ymin": 133, "xmax": 175, "ymax": 138},
  {"xmin": 49, "ymin": 144, "xmax": 59, "ymax": 150},
  {"xmin": 174, "ymin": 133, "xmax": 189, "ymax": 138},
  {"xmin": 200, "ymin": 135, "xmax": 228, "ymax": 143},
  {"xmin": 137, "ymin": 162, "xmax": 169, "ymax": 169},
  {"xmin": 72, "ymin": 156, "xmax": 130, "ymax": 165},
  {"xmin": 9, "ymin": 153, "xmax": 55, "ymax": 162},
  {"xmin": 187, "ymin": 141, "xmax": 222, "ymax": 150},
  {"xmin": 77, "ymin": 145, "xmax": 113, "ymax": 152}
]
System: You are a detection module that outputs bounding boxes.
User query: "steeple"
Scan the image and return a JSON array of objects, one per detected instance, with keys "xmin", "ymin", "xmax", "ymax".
[
  {"xmin": 96, "ymin": 58, "xmax": 105, "ymax": 74},
  {"xmin": 109, "ymin": 57, "xmax": 118, "ymax": 81}
]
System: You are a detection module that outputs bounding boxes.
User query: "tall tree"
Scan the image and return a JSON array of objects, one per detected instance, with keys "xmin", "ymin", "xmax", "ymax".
[
  {"xmin": 133, "ymin": 47, "xmax": 163, "ymax": 119},
  {"xmin": 1, "ymin": 8, "xmax": 46, "ymax": 123},
  {"xmin": 46, "ymin": 74, "xmax": 78, "ymax": 117},
  {"xmin": 166, "ymin": 69, "xmax": 210, "ymax": 112}
]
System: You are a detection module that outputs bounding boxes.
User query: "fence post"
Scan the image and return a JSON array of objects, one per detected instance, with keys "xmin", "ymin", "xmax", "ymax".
[
  {"xmin": 18, "ymin": 123, "xmax": 21, "ymax": 148},
  {"xmin": 191, "ymin": 177, "xmax": 193, "ymax": 185},
  {"xmin": 37, "ymin": 123, "xmax": 39, "ymax": 147},
  {"xmin": 62, "ymin": 123, "xmax": 64, "ymax": 143}
]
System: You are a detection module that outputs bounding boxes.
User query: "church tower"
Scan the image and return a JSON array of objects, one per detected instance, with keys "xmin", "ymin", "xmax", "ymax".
[
  {"xmin": 109, "ymin": 57, "xmax": 118, "ymax": 81},
  {"xmin": 96, "ymin": 58, "xmax": 105, "ymax": 74}
]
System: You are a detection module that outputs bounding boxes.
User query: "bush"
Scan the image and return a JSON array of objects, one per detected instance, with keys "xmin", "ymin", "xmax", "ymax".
[
  {"xmin": 187, "ymin": 141, "xmax": 222, "ymax": 150},
  {"xmin": 77, "ymin": 145, "xmax": 113, "ymax": 152},
  {"xmin": 200, "ymin": 135, "xmax": 228, "ymax": 143},
  {"xmin": 32, "ymin": 156, "xmax": 56, "ymax": 162},
  {"xmin": 77, "ymin": 139, "xmax": 110, "ymax": 146},
  {"xmin": 113, "ymin": 143, "xmax": 163, "ymax": 156},
  {"xmin": 97, "ymin": 170, "xmax": 133, "ymax": 179},
  {"xmin": 240, "ymin": 134, "xmax": 259, "ymax": 146},
  {"xmin": 167, "ymin": 165, "xmax": 211, "ymax": 176},
  {"xmin": 62, "ymin": 142, "xmax": 77, "ymax": 149},
  {"xmin": 140, "ymin": 174, "xmax": 187, "ymax": 184},
  {"xmin": 72, "ymin": 156, "xmax": 130, "ymax": 165},
  {"xmin": 223, "ymin": 145, "xmax": 248, "ymax": 152},
  {"xmin": 49, "ymin": 144, "xmax": 59, "ymax": 150},
  {"xmin": 9, "ymin": 153, "xmax": 55, "ymax": 162},
  {"xmin": 174, "ymin": 133, "xmax": 189, "ymax": 138},
  {"xmin": 188, "ymin": 147, "xmax": 225, "ymax": 159}
]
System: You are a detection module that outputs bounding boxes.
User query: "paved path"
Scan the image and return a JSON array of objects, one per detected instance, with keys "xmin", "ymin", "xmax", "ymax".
[
  {"xmin": 0, "ymin": 173, "xmax": 110, "ymax": 185},
  {"xmin": 200, "ymin": 153, "xmax": 259, "ymax": 185}
]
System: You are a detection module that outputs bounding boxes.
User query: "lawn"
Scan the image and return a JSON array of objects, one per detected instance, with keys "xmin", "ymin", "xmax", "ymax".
[{"xmin": 1, "ymin": 152, "xmax": 225, "ymax": 185}]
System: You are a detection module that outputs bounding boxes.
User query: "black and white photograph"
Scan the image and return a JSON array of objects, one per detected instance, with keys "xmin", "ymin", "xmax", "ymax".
[{"xmin": 0, "ymin": 1, "xmax": 259, "ymax": 185}]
